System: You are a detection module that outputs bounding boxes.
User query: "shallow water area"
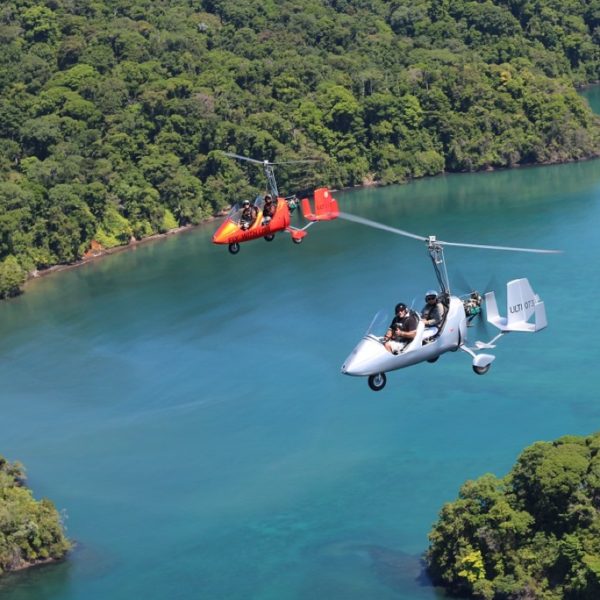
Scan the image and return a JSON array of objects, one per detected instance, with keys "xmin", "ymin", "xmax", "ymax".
[{"xmin": 1, "ymin": 106, "xmax": 600, "ymax": 597}]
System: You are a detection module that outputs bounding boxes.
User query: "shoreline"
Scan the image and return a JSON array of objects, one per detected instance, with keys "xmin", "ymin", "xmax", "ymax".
[
  {"xmin": 19, "ymin": 149, "xmax": 600, "ymax": 293},
  {"xmin": 23, "ymin": 215, "xmax": 225, "ymax": 291}
]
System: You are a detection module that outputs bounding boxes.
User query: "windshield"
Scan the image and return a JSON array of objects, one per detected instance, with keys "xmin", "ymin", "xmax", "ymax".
[
  {"xmin": 365, "ymin": 309, "xmax": 390, "ymax": 336},
  {"xmin": 253, "ymin": 196, "xmax": 264, "ymax": 213},
  {"xmin": 227, "ymin": 202, "xmax": 240, "ymax": 222},
  {"xmin": 228, "ymin": 197, "xmax": 266, "ymax": 225}
]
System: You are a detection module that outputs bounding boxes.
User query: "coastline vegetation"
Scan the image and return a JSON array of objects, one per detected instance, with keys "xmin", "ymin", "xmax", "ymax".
[
  {"xmin": 0, "ymin": 455, "xmax": 70, "ymax": 574},
  {"xmin": 427, "ymin": 432, "xmax": 600, "ymax": 600},
  {"xmin": 0, "ymin": 0, "xmax": 599, "ymax": 297}
]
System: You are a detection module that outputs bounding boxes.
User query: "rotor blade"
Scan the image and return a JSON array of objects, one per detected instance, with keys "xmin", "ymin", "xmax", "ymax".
[
  {"xmin": 338, "ymin": 212, "xmax": 428, "ymax": 242},
  {"xmin": 339, "ymin": 210, "xmax": 561, "ymax": 253},
  {"xmin": 270, "ymin": 159, "xmax": 320, "ymax": 165},
  {"xmin": 222, "ymin": 152, "xmax": 266, "ymax": 166},
  {"xmin": 439, "ymin": 240, "xmax": 561, "ymax": 254}
]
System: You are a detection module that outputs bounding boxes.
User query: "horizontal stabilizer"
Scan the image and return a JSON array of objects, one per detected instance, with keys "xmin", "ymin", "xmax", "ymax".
[{"xmin": 301, "ymin": 188, "xmax": 339, "ymax": 221}]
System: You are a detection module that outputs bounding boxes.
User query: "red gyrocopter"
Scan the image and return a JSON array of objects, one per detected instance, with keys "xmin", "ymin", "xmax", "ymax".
[{"xmin": 212, "ymin": 153, "xmax": 339, "ymax": 254}]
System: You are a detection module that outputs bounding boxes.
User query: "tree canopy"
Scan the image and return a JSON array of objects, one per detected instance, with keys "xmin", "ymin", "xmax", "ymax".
[
  {"xmin": 0, "ymin": 0, "xmax": 599, "ymax": 297},
  {"xmin": 427, "ymin": 432, "xmax": 600, "ymax": 600}
]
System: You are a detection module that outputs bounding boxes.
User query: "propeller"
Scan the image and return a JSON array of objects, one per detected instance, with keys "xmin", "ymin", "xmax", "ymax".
[
  {"xmin": 337, "ymin": 212, "xmax": 562, "ymax": 254},
  {"xmin": 450, "ymin": 270, "xmax": 502, "ymax": 340}
]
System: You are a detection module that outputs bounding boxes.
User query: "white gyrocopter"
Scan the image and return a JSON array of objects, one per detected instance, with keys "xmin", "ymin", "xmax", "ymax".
[{"xmin": 339, "ymin": 212, "xmax": 560, "ymax": 392}]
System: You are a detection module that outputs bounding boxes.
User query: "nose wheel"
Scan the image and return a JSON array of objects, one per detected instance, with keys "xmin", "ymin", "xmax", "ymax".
[
  {"xmin": 368, "ymin": 373, "xmax": 387, "ymax": 391},
  {"xmin": 228, "ymin": 243, "xmax": 240, "ymax": 254},
  {"xmin": 473, "ymin": 364, "xmax": 491, "ymax": 375}
]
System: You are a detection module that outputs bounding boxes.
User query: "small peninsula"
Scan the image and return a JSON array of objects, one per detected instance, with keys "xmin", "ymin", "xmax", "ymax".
[
  {"xmin": 0, "ymin": 455, "xmax": 70, "ymax": 575},
  {"xmin": 427, "ymin": 432, "xmax": 600, "ymax": 600}
]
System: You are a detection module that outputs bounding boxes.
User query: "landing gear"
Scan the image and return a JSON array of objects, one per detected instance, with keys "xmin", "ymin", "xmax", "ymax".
[
  {"xmin": 264, "ymin": 234, "xmax": 275, "ymax": 242},
  {"xmin": 473, "ymin": 364, "xmax": 491, "ymax": 375},
  {"xmin": 427, "ymin": 356, "xmax": 439, "ymax": 363},
  {"xmin": 228, "ymin": 243, "xmax": 240, "ymax": 254},
  {"xmin": 368, "ymin": 372, "xmax": 387, "ymax": 391},
  {"xmin": 292, "ymin": 237, "xmax": 303, "ymax": 245}
]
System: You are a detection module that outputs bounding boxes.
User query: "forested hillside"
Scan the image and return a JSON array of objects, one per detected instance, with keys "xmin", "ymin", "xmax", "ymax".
[
  {"xmin": 427, "ymin": 432, "xmax": 600, "ymax": 599},
  {"xmin": 0, "ymin": 0, "xmax": 599, "ymax": 296}
]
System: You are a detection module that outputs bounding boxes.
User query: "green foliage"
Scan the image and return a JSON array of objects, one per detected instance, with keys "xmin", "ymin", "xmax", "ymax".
[
  {"xmin": 427, "ymin": 432, "xmax": 600, "ymax": 599},
  {"xmin": 0, "ymin": 454, "xmax": 70, "ymax": 574},
  {"xmin": 160, "ymin": 208, "xmax": 179, "ymax": 232},
  {"xmin": 0, "ymin": 256, "xmax": 26, "ymax": 298},
  {"xmin": 95, "ymin": 205, "xmax": 133, "ymax": 248},
  {"xmin": 0, "ymin": 0, "xmax": 598, "ymax": 295}
]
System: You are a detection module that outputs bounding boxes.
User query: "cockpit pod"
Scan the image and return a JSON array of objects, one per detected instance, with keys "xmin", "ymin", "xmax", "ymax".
[
  {"xmin": 341, "ymin": 309, "xmax": 428, "ymax": 378},
  {"xmin": 341, "ymin": 295, "xmax": 471, "ymax": 390}
]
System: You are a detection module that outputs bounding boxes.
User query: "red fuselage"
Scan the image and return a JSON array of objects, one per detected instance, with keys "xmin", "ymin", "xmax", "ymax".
[{"xmin": 212, "ymin": 199, "xmax": 291, "ymax": 245}]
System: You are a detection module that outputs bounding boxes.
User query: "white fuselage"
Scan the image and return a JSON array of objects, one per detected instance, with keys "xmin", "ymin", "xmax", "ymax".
[{"xmin": 341, "ymin": 297, "xmax": 468, "ymax": 377}]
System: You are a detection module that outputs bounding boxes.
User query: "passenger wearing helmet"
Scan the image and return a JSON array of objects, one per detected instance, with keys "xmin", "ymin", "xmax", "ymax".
[
  {"xmin": 240, "ymin": 199, "xmax": 258, "ymax": 230},
  {"xmin": 421, "ymin": 290, "xmax": 445, "ymax": 328},
  {"xmin": 261, "ymin": 194, "xmax": 276, "ymax": 226},
  {"xmin": 383, "ymin": 302, "xmax": 418, "ymax": 354}
]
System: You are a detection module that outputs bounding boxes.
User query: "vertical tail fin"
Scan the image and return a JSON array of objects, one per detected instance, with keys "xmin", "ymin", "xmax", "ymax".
[
  {"xmin": 486, "ymin": 278, "xmax": 546, "ymax": 332},
  {"xmin": 301, "ymin": 188, "xmax": 339, "ymax": 221},
  {"xmin": 507, "ymin": 278, "xmax": 536, "ymax": 327}
]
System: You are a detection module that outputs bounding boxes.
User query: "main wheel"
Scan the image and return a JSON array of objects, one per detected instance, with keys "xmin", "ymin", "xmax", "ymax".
[
  {"xmin": 368, "ymin": 373, "xmax": 387, "ymax": 391},
  {"xmin": 427, "ymin": 356, "xmax": 439, "ymax": 363},
  {"xmin": 292, "ymin": 237, "xmax": 303, "ymax": 245},
  {"xmin": 473, "ymin": 364, "xmax": 491, "ymax": 375},
  {"xmin": 228, "ymin": 243, "xmax": 240, "ymax": 254},
  {"xmin": 264, "ymin": 234, "xmax": 275, "ymax": 242}
]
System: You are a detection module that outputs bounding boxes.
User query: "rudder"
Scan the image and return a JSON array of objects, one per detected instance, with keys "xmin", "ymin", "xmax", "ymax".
[{"xmin": 301, "ymin": 188, "xmax": 339, "ymax": 221}]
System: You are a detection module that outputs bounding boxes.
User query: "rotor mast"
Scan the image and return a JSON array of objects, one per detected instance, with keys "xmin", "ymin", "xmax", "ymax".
[
  {"xmin": 427, "ymin": 236, "xmax": 451, "ymax": 296},
  {"xmin": 263, "ymin": 161, "xmax": 279, "ymax": 198}
]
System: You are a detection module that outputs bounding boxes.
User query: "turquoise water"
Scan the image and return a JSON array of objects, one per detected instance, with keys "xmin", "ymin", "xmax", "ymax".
[
  {"xmin": 1, "ymin": 118, "xmax": 600, "ymax": 598},
  {"xmin": 582, "ymin": 84, "xmax": 600, "ymax": 113}
]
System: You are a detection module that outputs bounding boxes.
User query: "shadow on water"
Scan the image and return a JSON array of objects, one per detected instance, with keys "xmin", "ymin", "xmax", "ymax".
[{"xmin": 305, "ymin": 539, "xmax": 449, "ymax": 599}]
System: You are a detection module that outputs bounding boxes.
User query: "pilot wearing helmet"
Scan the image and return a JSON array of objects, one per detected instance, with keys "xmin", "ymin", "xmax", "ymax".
[
  {"xmin": 261, "ymin": 194, "xmax": 276, "ymax": 226},
  {"xmin": 383, "ymin": 303, "xmax": 418, "ymax": 354},
  {"xmin": 240, "ymin": 199, "xmax": 258, "ymax": 230},
  {"xmin": 421, "ymin": 290, "xmax": 445, "ymax": 329}
]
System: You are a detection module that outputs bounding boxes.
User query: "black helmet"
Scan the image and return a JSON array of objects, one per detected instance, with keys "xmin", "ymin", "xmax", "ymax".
[
  {"xmin": 265, "ymin": 195, "xmax": 272, "ymax": 202},
  {"xmin": 395, "ymin": 302, "xmax": 407, "ymax": 313}
]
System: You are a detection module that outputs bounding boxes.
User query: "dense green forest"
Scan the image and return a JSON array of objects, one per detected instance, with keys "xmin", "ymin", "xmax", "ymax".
[
  {"xmin": 0, "ymin": 0, "xmax": 599, "ymax": 297},
  {"xmin": 427, "ymin": 432, "xmax": 600, "ymax": 600},
  {"xmin": 0, "ymin": 455, "xmax": 70, "ymax": 574}
]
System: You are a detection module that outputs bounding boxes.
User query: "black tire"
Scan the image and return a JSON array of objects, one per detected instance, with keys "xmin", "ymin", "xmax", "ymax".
[
  {"xmin": 292, "ymin": 237, "xmax": 303, "ymax": 245},
  {"xmin": 368, "ymin": 373, "xmax": 387, "ymax": 391},
  {"xmin": 228, "ymin": 243, "xmax": 240, "ymax": 255},
  {"xmin": 427, "ymin": 356, "xmax": 439, "ymax": 363},
  {"xmin": 473, "ymin": 364, "xmax": 490, "ymax": 375},
  {"xmin": 264, "ymin": 234, "xmax": 275, "ymax": 242}
]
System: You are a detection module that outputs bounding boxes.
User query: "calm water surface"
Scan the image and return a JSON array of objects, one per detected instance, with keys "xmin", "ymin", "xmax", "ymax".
[{"xmin": 1, "ymin": 117, "xmax": 600, "ymax": 599}]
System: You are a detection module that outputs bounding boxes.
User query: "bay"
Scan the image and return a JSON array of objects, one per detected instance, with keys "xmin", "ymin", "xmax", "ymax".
[{"xmin": 1, "ymin": 116, "xmax": 599, "ymax": 598}]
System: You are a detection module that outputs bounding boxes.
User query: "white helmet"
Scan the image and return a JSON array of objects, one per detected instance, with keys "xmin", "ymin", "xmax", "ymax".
[{"xmin": 425, "ymin": 290, "xmax": 437, "ymax": 299}]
